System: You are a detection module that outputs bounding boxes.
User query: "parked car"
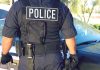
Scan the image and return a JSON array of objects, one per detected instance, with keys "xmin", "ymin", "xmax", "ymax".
[{"xmin": 74, "ymin": 18, "xmax": 100, "ymax": 70}]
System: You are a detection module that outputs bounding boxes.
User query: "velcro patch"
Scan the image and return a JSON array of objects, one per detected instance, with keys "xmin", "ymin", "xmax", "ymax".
[{"xmin": 26, "ymin": 7, "xmax": 58, "ymax": 21}]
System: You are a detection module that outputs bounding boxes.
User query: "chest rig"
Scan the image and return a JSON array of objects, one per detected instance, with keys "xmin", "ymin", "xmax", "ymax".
[{"xmin": 18, "ymin": 0, "xmax": 68, "ymax": 44}]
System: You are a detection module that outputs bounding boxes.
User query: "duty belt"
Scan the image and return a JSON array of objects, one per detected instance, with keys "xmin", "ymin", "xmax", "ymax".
[
  {"xmin": 25, "ymin": 42, "xmax": 61, "ymax": 55},
  {"xmin": 16, "ymin": 41, "xmax": 61, "ymax": 56}
]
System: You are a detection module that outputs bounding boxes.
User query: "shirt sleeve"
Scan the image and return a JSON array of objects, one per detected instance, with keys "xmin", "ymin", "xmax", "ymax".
[
  {"xmin": 61, "ymin": 9, "xmax": 77, "ymax": 39},
  {"xmin": 2, "ymin": 2, "xmax": 19, "ymax": 38}
]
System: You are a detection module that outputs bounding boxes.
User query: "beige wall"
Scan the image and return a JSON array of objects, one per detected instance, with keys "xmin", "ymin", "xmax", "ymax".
[{"xmin": 0, "ymin": 0, "xmax": 8, "ymax": 4}]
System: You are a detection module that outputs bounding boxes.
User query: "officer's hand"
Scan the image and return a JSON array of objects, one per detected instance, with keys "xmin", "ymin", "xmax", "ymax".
[
  {"xmin": 69, "ymin": 54, "xmax": 78, "ymax": 70},
  {"xmin": 1, "ymin": 53, "xmax": 13, "ymax": 64}
]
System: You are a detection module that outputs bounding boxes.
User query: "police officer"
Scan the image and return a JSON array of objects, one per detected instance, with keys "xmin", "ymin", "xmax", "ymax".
[{"xmin": 1, "ymin": 0, "xmax": 78, "ymax": 70}]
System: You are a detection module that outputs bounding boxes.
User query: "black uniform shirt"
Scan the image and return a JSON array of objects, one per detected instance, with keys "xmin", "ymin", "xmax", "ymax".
[
  {"xmin": 2, "ymin": 1, "xmax": 77, "ymax": 40},
  {"xmin": 2, "ymin": 1, "xmax": 21, "ymax": 38},
  {"xmin": 61, "ymin": 9, "xmax": 77, "ymax": 39}
]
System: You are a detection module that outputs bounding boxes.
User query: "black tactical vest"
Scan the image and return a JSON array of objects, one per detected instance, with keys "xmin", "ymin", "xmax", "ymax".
[{"xmin": 18, "ymin": 0, "xmax": 69, "ymax": 44}]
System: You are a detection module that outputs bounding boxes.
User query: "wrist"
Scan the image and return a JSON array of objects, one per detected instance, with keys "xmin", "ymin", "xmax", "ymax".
[
  {"xmin": 2, "ymin": 52, "xmax": 9, "ymax": 55},
  {"xmin": 70, "ymin": 54, "xmax": 77, "ymax": 57},
  {"xmin": 70, "ymin": 53, "xmax": 77, "ymax": 59},
  {"xmin": 69, "ymin": 51, "xmax": 76, "ymax": 55}
]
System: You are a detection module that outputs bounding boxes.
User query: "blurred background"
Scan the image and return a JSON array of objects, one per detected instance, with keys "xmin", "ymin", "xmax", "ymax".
[{"xmin": 61, "ymin": 0, "xmax": 100, "ymax": 30}]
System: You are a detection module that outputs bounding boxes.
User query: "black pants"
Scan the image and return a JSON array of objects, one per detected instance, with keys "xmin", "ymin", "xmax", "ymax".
[{"xmin": 18, "ymin": 52, "xmax": 64, "ymax": 70}]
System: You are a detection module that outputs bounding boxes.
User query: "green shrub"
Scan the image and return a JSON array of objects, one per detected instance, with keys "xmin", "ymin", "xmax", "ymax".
[{"xmin": 93, "ymin": 24, "xmax": 100, "ymax": 30}]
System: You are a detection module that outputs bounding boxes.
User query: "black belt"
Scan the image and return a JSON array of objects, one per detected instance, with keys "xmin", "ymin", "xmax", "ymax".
[
  {"xmin": 16, "ymin": 41, "xmax": 61, "ymax": 57},
  {"xmin": 23, "ymin": 41, "xmax": 61, "ymax": 55},
  {"xmin": 34, "ymin": 42, "xmax": 61, "ymax": 55}
]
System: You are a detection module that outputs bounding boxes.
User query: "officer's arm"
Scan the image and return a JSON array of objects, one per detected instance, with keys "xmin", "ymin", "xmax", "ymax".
[
  {"xmin": 1, "ymin": 2, "xmax": 19, "ymax": 55},
  {"xmin": 2, "ymin": 36, "xmax": 13, "ymax": 55},
  {"xmin": 65, "ymin": 37, "xmax": 76, "ymax": 55},
  {"xmin": 61, "ymin": 7, "xmax": 77, "ymax": 55},
  {"xmin": 65, "ymin": 37, "xmax": 78, "ymax": 70}
]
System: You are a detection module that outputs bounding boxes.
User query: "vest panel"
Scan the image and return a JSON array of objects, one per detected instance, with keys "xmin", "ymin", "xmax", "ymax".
[{"xmin": 18, "ymin": 0, "xmax": 66, "ymax": 43}]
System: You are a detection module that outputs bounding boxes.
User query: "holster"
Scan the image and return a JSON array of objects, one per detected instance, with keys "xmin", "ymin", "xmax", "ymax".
[
  {"xmin": 16, "ymin": 41, "xmax": 34, "ymax": 57},
  {"xmin": 15, "ymin": 41, "xmax": 35, "ymax": 70}
]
